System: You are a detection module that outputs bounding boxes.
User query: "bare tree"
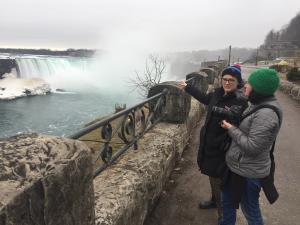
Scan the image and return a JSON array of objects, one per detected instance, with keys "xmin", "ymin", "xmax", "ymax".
[{"xmin": 130, "ymin": 54, "xmax": 166, "ymax": 97}]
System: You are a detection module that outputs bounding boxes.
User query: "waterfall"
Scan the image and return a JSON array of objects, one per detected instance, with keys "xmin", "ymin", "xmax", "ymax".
[{"xmin": 15, "ymin": 56, "xmax": 89, "ymax": 79}]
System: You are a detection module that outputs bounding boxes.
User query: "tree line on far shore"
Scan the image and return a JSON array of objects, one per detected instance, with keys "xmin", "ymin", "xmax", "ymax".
[
  {"xmin": 264, "ymin": 12, "xmax": 300, "ymax": 47},
  {"xmin": 0, "ymin": 48, "xmax": 97, "ymax": 57}
]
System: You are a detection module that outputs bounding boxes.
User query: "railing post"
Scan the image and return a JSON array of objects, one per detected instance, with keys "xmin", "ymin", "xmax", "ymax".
[
  {"xmin": 148, "ymin": 82, "xmax": 191, "ymax": 124},
  {"xmin": 186, "ymin": 72, "xmax": 209, "ymax": 93},
  {"xmin": 200, "ymin": 68, "xmax": 215, "ymax": 85}
]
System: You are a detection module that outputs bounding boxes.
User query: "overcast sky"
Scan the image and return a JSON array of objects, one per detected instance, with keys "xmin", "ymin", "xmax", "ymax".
[{"xmin": 1, "ymin": 0, "xmax": 300, "ymax": 52}]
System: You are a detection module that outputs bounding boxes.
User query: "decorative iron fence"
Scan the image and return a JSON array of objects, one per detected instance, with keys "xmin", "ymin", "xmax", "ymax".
[{"xmin": 68, "ymin": 88, "xmax": 169, "ymax": 178}]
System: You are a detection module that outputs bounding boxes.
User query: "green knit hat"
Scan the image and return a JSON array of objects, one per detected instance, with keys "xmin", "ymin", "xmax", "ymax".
[{"xmin": 248, "ymin": 68, "xmax": 280, "ymax": 96}]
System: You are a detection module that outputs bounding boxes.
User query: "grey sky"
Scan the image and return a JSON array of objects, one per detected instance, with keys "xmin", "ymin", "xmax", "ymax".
[{"xmin": 1, "ymin": 0, "xmax": 300, "ymax": 52}]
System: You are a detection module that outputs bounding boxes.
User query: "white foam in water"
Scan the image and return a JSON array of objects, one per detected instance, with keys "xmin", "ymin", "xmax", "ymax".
[
  {"xmin": 14, "ymin": 56, "xmax": 94, "ymax": 92},
  {"xmin": 51, "ymin": 90, "xmax": 76, "ymax": 95},
  {"xmin": 0, "ymin": 73, "xmax": 51, "ymax": 100}
]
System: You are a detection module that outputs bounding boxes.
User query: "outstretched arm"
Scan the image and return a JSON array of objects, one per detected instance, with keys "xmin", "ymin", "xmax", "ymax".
[{"xmin": 177, "ymin": 81, "xmax": 211, "ymax": 105}]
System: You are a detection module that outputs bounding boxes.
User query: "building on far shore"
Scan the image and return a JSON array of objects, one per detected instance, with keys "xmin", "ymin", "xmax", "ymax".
[
  {"xmin": 258, "ymin": 41, "xmax": 300, "ymax": 68},
  {"xmin": 259, "ymin": 41, "xmax": 300, "ymax": 60}
]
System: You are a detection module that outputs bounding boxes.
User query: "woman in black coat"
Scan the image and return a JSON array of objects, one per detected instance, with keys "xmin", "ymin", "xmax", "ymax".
[{"xmin": 177, "ymin": 65, "xmax": 248, "ymax": 222}]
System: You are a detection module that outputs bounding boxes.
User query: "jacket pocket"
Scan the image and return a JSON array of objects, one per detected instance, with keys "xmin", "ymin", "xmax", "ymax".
[{"xmin": 227, "ymin": 147, "xmax": 243, "ymax": 164}]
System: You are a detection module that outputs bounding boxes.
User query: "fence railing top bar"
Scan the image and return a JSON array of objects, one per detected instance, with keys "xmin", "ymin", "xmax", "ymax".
[{"xmin": 67, "ymin": 90, "xmax": 167, "ymax": 140}]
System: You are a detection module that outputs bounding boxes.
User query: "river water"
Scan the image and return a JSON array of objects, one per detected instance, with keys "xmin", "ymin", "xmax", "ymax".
[
  {"xmin": 0, "ymin": 90, "xmax": 139, "ymax": 138},
  {"xmin": 0, "ymin": 54, "xmax": 140, "ymax": 138}
]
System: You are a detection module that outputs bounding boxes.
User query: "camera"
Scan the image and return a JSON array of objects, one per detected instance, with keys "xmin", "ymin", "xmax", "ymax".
[{"xmin": 212, "ymin": 105, "xmax": 244, "ymax": 125}]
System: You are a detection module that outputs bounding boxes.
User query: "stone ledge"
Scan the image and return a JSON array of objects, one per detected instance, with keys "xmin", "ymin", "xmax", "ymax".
[
  {"xmin": 0, "ymin": 134, "xmax": 95, "ymax": 225},
  {"xmin": 279, "ymin": 80, "xmax": 300, "ymax": 102},
  {"xmin": 93, "ymin": 99, "xmax": 204, "ymax": 225}
]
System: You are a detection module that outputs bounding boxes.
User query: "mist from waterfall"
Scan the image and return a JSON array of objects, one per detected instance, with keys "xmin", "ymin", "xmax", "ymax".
[{"xmin": 9, "ymin": 27, "xmax": 171, "ymax": 97}]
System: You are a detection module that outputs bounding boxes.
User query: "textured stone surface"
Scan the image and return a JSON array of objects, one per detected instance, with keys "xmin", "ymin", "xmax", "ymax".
[
  {"xmin": 186, "ymin": 71, "xmax": 208, "ymax": 93},
  {"xmin": 148, "ymin": 82, "xmax": 191, "ymax": 123},
  {"xmin": 209, "ymin": 65, "xmax": 222, "ymax": 76},
  {"xmin": 290, "ymin": 86, "xmax": 300, "ymax": 101},
  {"xmin": 279, "ymin": 80, "xmax": 300, "ymax": 103},
  {"xmin": 201, "ymin": 60, "xmax": 228, "ymax": 71},
  {"xmin": 0, "ymin": 134, "xmax": 95, "ymax": 225},
  {"xmin": 279, "ymin": 80, "xmax": 295, "ymax": 94},
  {"xmin": 93, "ymin": 99, "xmax": 203, "ymax": 225},
  {"xmin": 200, "ymin": 68, "xmax": 216, "ymax": 85}
]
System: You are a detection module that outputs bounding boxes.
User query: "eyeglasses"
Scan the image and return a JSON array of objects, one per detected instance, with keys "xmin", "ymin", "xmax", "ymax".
[{"xmin": 222, "ymin": 78, "xmax": 237, "ymax": 84}]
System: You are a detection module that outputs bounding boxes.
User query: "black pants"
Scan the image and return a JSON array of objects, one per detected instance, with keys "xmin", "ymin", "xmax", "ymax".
[{"xmin": 209, "ymin": 176, "xmax": 222, "ymax": 218}]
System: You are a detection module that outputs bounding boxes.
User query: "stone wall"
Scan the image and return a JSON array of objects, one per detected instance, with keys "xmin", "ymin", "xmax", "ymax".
[
  {"xmin": 0, "ymin": 134, "xmax": 95, "ymax": 225},
  {"xmin": 93, "ymin": 99, "xmax": 204, "ymax": 225},
  {"xmin": 279, "ymin": 80, "xmax": 300, "ymax": 103}
]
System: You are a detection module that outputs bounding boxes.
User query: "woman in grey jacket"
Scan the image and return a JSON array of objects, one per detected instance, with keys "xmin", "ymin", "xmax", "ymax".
[{"xmin": 220, "ymin": 68, "xmax": 282, "ymax": 225}]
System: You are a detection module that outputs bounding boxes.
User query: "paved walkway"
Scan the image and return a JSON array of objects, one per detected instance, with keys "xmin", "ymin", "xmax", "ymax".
[{"xmin": 145, "ymin": 69, "xmax": 300, "ymax": 225}]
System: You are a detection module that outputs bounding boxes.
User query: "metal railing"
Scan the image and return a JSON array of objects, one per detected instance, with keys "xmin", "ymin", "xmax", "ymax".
[{"xmin": 68, "ymin": 88, "xmax": 169, "ymax": 178}]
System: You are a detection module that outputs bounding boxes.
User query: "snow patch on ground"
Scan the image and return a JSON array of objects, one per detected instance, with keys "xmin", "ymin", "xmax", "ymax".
[{"xmin": 0, "ymin": 73, "xmax": 51, "ymax": 100}]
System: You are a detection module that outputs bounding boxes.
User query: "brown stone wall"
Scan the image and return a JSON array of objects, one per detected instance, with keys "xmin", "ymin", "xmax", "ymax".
[
  {"xmin": 0, "ymin": 134, "xmax": 95, "ymax": 225},
  {"xmin": 279, "ymin": 80, "xmax": 300, "ymax": 103},
  {"xmin": 93, "ymin": 99, "xmax": 204, "ymax": 225}
]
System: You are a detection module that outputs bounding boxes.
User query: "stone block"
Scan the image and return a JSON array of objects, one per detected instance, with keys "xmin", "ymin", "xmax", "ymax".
[
  {"xmin": 148, "ymin": 82, "xmax": 191, "ymax": 124},
  {"xmin": 0, "ymin": 134, "xmax": 95, "ymax": 225},
  {"xmin": 200, "ymin": 68, "xmax": 216, "ymax": 84},
  {"xmin": 279, "ymin": 80, "xmax": 295, "ymax": 94},
  {"xmin": 291, "ymin": 86, "xmax": 300, "ymax": 101},
  {"xmin": 186, "ymin": 71, "xmax": 208, "ymax": 93},
  {"xmin": 208, "ymin": 65, "xmax": 221, "ymax": 75},
  {"xmin": 94, "ymin": 132, "xmax": 176, "ymax": 225}
]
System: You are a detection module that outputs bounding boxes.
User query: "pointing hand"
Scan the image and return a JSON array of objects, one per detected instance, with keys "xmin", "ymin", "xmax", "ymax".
[{"xmin": 177, "ymin": 81, "xmax": 187, "ymax": 90}]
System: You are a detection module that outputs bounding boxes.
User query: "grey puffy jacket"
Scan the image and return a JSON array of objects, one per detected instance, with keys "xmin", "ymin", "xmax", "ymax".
[{"xmin": 226, "ymin": 96, "xmax": 282, "ymax": 178}]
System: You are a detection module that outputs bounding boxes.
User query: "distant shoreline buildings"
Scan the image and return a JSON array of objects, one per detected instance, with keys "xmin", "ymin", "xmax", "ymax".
[
  {"xmin": 259, "ymin": 41, "xmax": 300, "ymax": 59},
  {"xmin": 259, "ymin": 41, "xmax": 300, "ymax": 67},
  {"xmin": 0, "ymin": 48, "xmax": 97, "ymax": 57}
]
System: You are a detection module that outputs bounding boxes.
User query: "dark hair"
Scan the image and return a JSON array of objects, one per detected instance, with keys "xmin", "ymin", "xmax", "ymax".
[
  {"xmin": 237, "ymin": 80, "xmax": 245, "ymax": 89},
  {"xmin": 248, "ymin": 90, "xmax": 273, "ymax": 104}
]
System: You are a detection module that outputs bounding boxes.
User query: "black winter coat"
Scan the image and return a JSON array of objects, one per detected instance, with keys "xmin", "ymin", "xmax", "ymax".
[{"xmin": 185, "ymin": 85, "xmax": 248, "ymax": 178}]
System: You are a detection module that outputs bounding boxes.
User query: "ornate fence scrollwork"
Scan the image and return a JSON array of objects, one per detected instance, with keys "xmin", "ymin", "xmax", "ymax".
[
  {"xmin": 136, "ymin": 108, "xmax": 146, "ymax": 134},
  {"xmin": 68, "ymin": 88, "xmax": 168, "ymax": 178},
  {"xmin": 119, "ymin": 112, "xmax": 135, "ymax": 144},
  {"xmin": 100, "ymin": 145, "xmax": 112, "ymax": 163},
  {"xmin": 100, "ymin": 123, "xmax": 113, "ymax": 163},
  {"xmin": 101, "ymin": 123, "xmax": 112, "ymax": 140}
]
